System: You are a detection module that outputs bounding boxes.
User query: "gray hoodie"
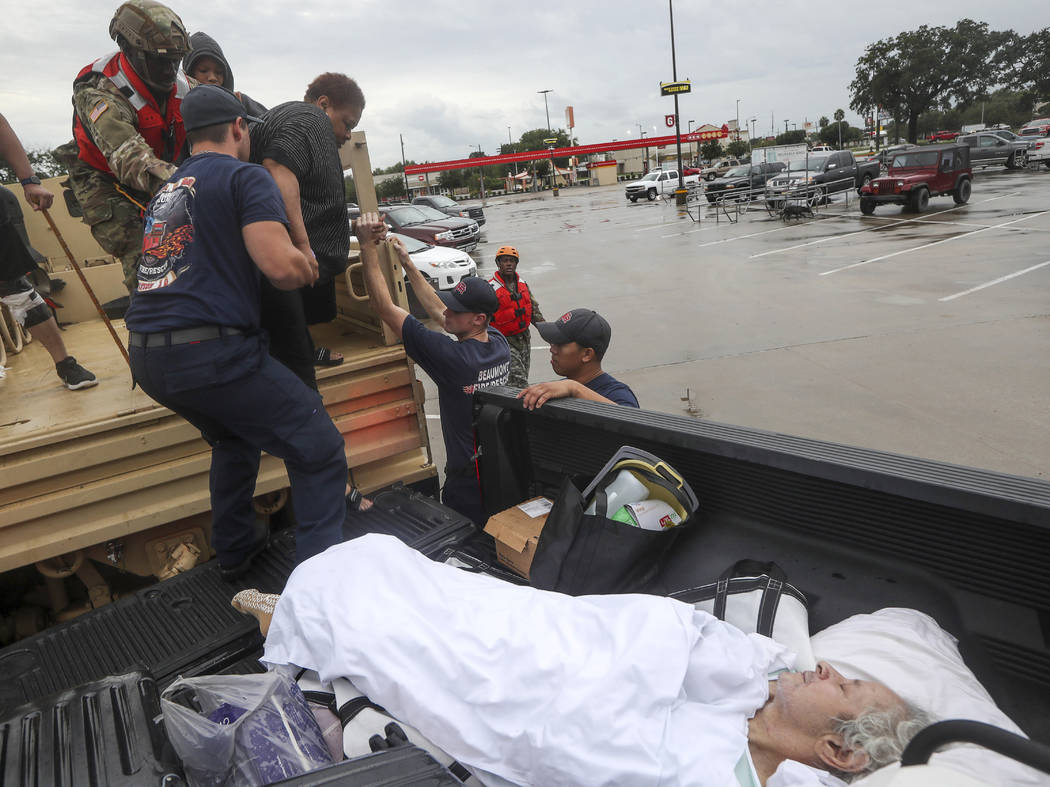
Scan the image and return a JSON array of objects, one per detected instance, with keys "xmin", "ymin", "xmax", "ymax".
[{"xmin": 182, "ymin": 32, "xmax": 268, "ymax": 117}]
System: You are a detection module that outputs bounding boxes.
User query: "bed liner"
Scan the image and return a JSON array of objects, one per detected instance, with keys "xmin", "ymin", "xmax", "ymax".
[
  {"xmin": 0, "ymin": 484, "xmax": 474, "ymax": 718},
  {"xmin": 474, "ymin": 389, "xmax": 1050, "ymax": 742}
]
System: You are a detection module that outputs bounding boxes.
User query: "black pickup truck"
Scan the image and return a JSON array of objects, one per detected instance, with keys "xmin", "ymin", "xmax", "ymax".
[
  {"xmin": 2, "ymin": 391, "xmax": 1049, "ymax": 784},
  {"xmin": 766, "ymin": 150, "xmax": 881, "ymax": 206}
]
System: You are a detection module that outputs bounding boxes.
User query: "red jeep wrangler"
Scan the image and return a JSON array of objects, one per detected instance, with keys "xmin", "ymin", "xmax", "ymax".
[{"xmin": 859, "ymin": 143, "xmax": 972, "ymax": 215}]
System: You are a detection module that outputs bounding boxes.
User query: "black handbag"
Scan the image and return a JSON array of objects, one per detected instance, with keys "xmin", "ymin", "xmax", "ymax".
[{"xmin": 527, "ymin": 477, "xmax": 684, "ymax": 595}]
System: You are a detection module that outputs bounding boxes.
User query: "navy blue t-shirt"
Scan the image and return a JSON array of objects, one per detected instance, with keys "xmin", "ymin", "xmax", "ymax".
[
  {"xmin": 125, "ymin": 152, "xmax": 287, "ymax": 332},
  {"xmin": 585, "ymin": 372, "xmax": 639, "ymax": 408},
  {"xmin": 401, "ymin": 316, "xmax": 510, "ymax": 470}
]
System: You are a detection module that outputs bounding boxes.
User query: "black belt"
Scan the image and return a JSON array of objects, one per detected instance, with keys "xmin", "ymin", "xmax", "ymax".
[{"xmin": 128, "ymin": 325, "xmax": 244, "ymax": 348}]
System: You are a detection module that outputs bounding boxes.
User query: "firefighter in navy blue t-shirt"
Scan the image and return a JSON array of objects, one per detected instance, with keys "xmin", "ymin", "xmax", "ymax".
[
  {"xmin": 357, "ymin": 228, "xmax": 510, "ymax": 526},
  {"xmin": 519, "ymin": 308, "xmax": 639, "ymax": 409},
  {"xmin": 124, "ymin": 85, "xmax": 350, "ymax": 578}
]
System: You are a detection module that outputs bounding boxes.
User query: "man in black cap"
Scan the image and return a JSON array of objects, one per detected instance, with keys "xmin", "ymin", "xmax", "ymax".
[
  {"xmin": 357, "ymin": 228, "xmax": 510, "ymax": 525},
  {"xmin": 519, "ymin": 308, "xmax": 639, "ymax": 409},
  {"xmin": 124, "ymin": 84, "xmax": 351, "ymax": 576}
]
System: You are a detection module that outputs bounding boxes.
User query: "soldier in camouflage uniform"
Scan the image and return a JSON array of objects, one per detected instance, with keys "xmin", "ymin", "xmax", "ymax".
[
  {"xmin": 488, "ymin": 246, "xmax": 543, "ymax": 389},
  {"xmin": 57, "ymin": 0, "xmax": 191, "ymax": 295}
]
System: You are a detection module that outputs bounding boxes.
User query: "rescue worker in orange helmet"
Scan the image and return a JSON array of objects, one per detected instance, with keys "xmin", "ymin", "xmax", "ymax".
[{"xmin": 487, "ymin": 245, "xmax": 544, "ymax": 388}]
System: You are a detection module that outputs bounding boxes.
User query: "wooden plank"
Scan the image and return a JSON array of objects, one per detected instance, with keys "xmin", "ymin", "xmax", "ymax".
[
  {"xmin": 0, "ymin": 454, "xmax": 293, "ymax": 572},
  {"xmin": 351, "ymin": 447, "xmax": 436, "ymax": 493}
]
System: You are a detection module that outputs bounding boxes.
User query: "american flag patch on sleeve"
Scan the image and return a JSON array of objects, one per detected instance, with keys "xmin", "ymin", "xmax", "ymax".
[{"xmin": 89, "ymin": 101, "xmax": 109, "ymax": 123}]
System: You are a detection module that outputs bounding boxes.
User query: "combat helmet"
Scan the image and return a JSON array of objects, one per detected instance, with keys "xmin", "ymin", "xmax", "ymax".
[{"xmin": 110, "ymin": 0, "xmax": 189, "ymax": 92}]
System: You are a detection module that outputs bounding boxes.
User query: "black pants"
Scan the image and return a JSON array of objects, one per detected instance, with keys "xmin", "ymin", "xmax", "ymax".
[
  {"xmin": 129, "ymin": 331, "xmax": 347, "ymax": 566},
  {"xmin": 442, "ymin": 467, "xmax": 486, "ymax": 527},
  {"xmin": 260, "ymin": 280, "xmax": 317, "ymax": 390}
]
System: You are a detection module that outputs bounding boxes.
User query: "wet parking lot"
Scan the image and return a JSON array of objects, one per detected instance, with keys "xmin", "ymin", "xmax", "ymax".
[{"xmin": 422, "ymin": 165, "xmax": 1049, "ymax": 479}]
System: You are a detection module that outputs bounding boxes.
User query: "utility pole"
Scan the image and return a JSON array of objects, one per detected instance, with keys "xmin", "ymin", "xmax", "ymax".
[
  {"xmin": 784, "ymin": 119, "xmax": 789, "ymax": 135},
  {"xmin": 735, "ymin": 99, "xmax": 741, "ymax": 142},
  {"xmin": 399, "ymin": 134, "xmax": 410, "ymax": 198},
  {"xmin": 668, "ymin": 0, "xmax": 685, "ymax": 196},
  {"xmin": 476, "ymin": 143, "xmax": 486, "ymax": 207}
]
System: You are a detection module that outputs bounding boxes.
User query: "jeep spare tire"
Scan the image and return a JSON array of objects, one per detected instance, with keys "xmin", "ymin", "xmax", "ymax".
[
  {"xmin": 911, "ymin": 187, "xmax": 930, "ymax": 212},
  {"xmin": 953, "ymin": 178, "xmax": 972, "ymax": 205},
  {"xmin": 860, "ymin": 197, "xmax": 876, "ymax": 215}
]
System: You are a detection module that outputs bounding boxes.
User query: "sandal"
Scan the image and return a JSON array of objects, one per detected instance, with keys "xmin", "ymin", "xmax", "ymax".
[{"xmin": 314, "ymin": 346, "xmax": 344, "ymax": 366}]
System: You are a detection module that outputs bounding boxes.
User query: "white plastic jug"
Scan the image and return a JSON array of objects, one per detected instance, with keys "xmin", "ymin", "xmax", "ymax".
[{"xmin": 584, "ymin": 469, "xmax": 648, "ymax": 515}]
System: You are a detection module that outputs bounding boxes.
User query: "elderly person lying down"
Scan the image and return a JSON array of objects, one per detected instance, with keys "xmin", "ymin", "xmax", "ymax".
[{"xmin": 232, "ymin": 534, "xmax": 932, "ymax": 786}]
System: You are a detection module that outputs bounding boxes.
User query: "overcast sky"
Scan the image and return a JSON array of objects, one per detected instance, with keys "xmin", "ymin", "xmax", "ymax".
[{"xmin": 3, "ymin": 0, "xmax": 1047, "ymax": 170}]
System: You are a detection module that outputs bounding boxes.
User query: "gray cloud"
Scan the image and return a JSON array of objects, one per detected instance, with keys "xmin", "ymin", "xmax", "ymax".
[{"xmin": 2, "ymin": 0, "xmax": 1046, "ymax": 169}]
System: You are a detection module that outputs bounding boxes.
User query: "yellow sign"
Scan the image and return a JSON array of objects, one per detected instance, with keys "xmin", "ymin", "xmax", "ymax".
[
  {"xmin": 543, "ymin": 138, "xmax": 558, "ymax": 145},
  {"xmin": 660, "ymin": 80, "xmax": 691, "ymax": 96}
]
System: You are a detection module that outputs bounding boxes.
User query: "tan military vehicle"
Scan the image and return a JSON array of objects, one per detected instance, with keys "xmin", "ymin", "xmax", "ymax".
[{"xmin": 0, "ymin": 132, "xmax": 437, "ymax": 640}]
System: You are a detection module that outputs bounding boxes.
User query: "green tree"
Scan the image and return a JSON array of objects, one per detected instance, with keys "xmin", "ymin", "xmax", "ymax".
[
  {"xmin": 774, "ymin": 130, "xmax": 807, "ymax": 145},
  {"xmin": 1003, "ymin": 28, "xmax": 1050, "ymax": 105},
  {"xmin": 819, "ymin": 116, "xmax": 829, "ymax": 129},
  {"xmin": 726, "ymin": 140, "xmax": 749, "ymax": 158},
  {"xmin": 438, "ymin": 169, "xmax": 465, "ymax": 191},
  {"xmin": 0, "ymin": 147, "xmax": 69, "ymax": 183},
  {"xmin": 699, "ymin": 140, "xmax": 723, "ymax": 161},
  {"xmin": 376, "ymin": 177, "xmax": 406, "ymax": 201},
  {"xmin": 834, "ymin": 108, "xmax": 845, "ymax": 123},
  {"xmin": 344, "ymin": 175, "xmax": 357, "ymax": 204},
  {"xmin": 518, "ymin": 128, "xmax": 572, "ymax": 167},
  {"xmin": 850, "ymin": 20, "xmax": 1011, "ymax": 143}
]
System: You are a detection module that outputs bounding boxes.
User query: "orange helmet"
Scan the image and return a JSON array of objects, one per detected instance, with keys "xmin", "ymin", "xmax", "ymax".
[{"xmin": 495, "ymin": 246, "xmax": 519, "ymax": 260}]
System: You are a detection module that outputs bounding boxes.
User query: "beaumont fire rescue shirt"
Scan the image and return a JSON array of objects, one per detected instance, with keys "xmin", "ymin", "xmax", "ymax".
[
  {"xmin": 401, "ymin": 316, "xmax": 510, "ymax": 470},
  {"xmin": 125, "ymin": 152, "xmax": 287, "ymax": 333}
]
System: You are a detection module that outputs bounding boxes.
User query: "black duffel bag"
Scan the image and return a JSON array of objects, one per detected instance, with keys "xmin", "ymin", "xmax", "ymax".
[{"xmin": 528, "ymin": 447, "xmax": 698, "ymax": 596}]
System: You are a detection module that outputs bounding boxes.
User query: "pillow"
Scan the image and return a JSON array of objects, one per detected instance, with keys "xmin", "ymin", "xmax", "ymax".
[{"xmin": 810, "ymin": 608, "xmax": 1047, "ymax": 787}]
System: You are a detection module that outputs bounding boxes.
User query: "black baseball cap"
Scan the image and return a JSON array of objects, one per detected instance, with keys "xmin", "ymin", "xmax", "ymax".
[
  {"xmin": 535, "ymin": 308, "xmax": 611, "ymax": 357},
  {"xmin": 181, "ymin": 84, "xmax": 261, "ymax": 131},
  {"xmin": 436, "ymin": 276, "xmax": 499, "ymax": 315}
]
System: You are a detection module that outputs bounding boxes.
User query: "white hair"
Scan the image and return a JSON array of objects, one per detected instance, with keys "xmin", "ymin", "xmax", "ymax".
[{"xmin": 827, "ymin": 701, "xmax": 936, "ymax": 782}]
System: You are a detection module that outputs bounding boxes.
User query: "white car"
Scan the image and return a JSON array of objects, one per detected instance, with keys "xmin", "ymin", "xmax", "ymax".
[
  {"xmin": 350, "ymin": 232, "xmax": 477, "ymax": 290},
  {"xmin": 1027, "ymin": 136, "xmax": 1050, "ymax": 168}
]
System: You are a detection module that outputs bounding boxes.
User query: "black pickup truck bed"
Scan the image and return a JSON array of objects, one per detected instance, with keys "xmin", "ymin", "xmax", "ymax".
[{"xmin": 2, "ymin": 391, "xmax": 1047, "ymax": 783}]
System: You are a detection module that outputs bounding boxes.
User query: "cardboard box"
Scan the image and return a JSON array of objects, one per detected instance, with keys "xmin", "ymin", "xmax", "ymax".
[{"xmin": 484, "ymin": 497, "xmax": 553, "ymax": 578}]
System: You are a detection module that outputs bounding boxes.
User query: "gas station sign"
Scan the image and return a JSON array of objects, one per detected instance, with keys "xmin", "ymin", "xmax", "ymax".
[{"xmin": 660, "ymin": 80, "xmax": 691, "ymax": 96}]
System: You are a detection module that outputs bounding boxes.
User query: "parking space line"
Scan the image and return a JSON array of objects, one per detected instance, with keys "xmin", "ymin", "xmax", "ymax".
[
  {"xmin": 749, "ymin": 192, "xmax": 1019, "ymax": 260},
  {"xmin": 696, "ymin": 221, "xmax": 834, "ymax": 247},
  {"xmin": 661, "ymin": 225, "xmax": 720, "ymax": 238},
  {"xmin": 820, "ymin": 210, "xmax": 1049, "ymax": 276},
  {"xmin": 939, "ymin": 260, "xmax": 1050, "ymax": 301}
]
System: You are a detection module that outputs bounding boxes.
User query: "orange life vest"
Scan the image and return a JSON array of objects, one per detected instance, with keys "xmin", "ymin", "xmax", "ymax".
[
  {"xmin": 489, "ymin": 271, "xmax": 534, "ymax": 337},
  {"xmin": 73, "ymin": 51, "xmax": 189, "ymax": 176}
]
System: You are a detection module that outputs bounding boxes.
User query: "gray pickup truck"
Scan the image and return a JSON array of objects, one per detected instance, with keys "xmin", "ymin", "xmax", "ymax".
[
  {"xmin": 957, "ymin": 131, "xmax": 1031, "ymax": 169},
  {"xmin": 766, "ymin": 150, "xmax": 881, "ymax": 206}
]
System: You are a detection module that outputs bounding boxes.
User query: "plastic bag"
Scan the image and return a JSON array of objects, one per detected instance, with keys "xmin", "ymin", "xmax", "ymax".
[{"xmin": 161, "ymin": 670, "xmax": 333, "ymax": 786}]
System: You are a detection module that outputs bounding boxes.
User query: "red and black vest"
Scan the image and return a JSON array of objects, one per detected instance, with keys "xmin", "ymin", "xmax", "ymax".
[
  {"xmin": 73, "ymin": 51, "xmax": 189, "ymax": 176},
  {"xmin": 489, "ymin": 272, "xmax": 534, "ymax": 337}
]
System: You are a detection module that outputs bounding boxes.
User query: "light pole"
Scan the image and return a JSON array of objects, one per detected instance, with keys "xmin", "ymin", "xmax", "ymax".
[
  {"xmin": 748, "ymin": 117, "xmax": 757, "ymax": 153},
  {"xmin": 637, "ymin": 123, "xmax": 649, "ymax": 174},
  {"xmin": 667, "ymin": 0, "xmax": 685, "ymax": 197},
  {"xmin": 508, "ymin": 125, "xmax": 518, "ymax": 176},
  {"xmin": 399, "ymin": 134, "xmax": 409, "ymax": 197},
  {"xmin": 688, "ymin": 119, "xmax": 695, "ymax": 162},
  {"xmin": 735, "ymin": 99, "xmax": 741, "ymax": 142},
  {"xmin": 537, "ymin": 89, "xmax": 553, "ymax": 134}
]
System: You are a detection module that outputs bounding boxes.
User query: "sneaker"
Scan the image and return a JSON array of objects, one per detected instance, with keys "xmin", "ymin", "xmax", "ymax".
[{"xmin": 55, "ymin": 356, "xmax": 98, "ymax": 390}]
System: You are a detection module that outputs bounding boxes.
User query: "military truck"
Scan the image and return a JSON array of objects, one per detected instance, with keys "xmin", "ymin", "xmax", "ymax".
[{"xmin": 0, "ymin": 131, "xmax": 439, "ymax": 643}]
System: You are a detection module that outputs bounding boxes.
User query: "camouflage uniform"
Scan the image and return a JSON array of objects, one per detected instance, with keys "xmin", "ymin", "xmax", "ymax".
[
  {"xmin": 505, "ymin": 331, "xmax": 532, "ymax": 389},
  {"xmin": 58, "ymin": 75, "xmax": 182, "ymax": 292}
]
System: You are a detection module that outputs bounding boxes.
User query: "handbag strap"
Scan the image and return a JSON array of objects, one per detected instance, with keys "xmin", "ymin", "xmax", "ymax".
[
  {"xmin": 592, "ymin": 487, "xmax": 609, "ymax": 518},
  {"xmin": 718, "ymin": 559, "xmax": 788, "ymax": 583},
  {"xmin": 755, "ymin": 576, "xmax": 784, "ymax": 638}
]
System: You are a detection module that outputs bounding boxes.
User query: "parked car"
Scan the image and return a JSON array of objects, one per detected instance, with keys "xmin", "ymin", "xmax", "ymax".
[
  {"xmin": 864, "ymin": 145, "xmax": 915, "ymax": 171},
  {"xmin": 858, "ymin": 143, "xmax": 972, "ymax": 215},
  {"xmin": 350, "ymin": 232, "xmax": 476, "ymax": 291},
  {"xmin": 1019, "ymin": 119, "xmax": 1050, "ymax": 139},
  {"xmin": 929, "ymin": 130, "xmax": 961, "ymax": 142},
  {"xmin": 1028, "ymin": 136, "xmax": 1050, "ymax": 169},
  {"xmin": 701, "ymin": 158, "xmax": 741, "ymax": 181},
  {"xmin": 378, "ymin": 204, "xmax": 480, "ymax": 252},
  {"xmin": 766, "ymin": 151, "xmax": 880, "ymax": 206},
  {"xmin": 623, "ymin": 169, "xmax": 701, "ymax": 202},
  {"xmin": 808, "ymin": 144, "xmax": 834, "ymax": 152},
  {"xmin": 704, "ymin": 162, "xmax": 786, "ymax": 203},
  {"xmin": 957, "ymin": 131, "xmax": 1029, "ymax": 169},
  {"xmin": 412, "ymin": 195, "xmax": 485, "ymax": 227}
]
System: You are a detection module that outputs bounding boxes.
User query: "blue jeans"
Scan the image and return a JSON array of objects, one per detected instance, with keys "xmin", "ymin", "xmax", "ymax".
[{"xmin": 129, "ymin": 331, "xmax": 347, "ymax": 565}]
